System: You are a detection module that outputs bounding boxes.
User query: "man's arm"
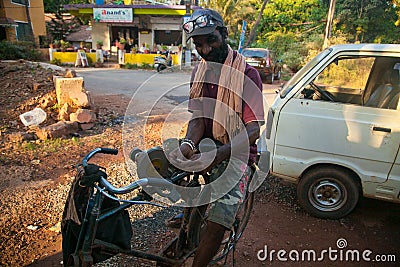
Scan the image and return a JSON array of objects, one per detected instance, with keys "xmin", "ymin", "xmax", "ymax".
[
  {"xmin": 180, "ymin": 110, "xmax": 205, "ymax": 159},
  {"xmin": 172, "ymin": 121, "xmax": 261, "ymax": 173},
  {"xmin": 213, "ymin": 121, "xmax": 260, "ymax": 167}
]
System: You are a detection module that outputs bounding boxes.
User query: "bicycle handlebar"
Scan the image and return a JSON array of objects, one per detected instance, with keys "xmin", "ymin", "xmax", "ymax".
[
  {"xmin": 101, "ymin": 148, "xmax": 119, "ymax": 155},
  {"xmin": 82, "ymin": 147, "xmax": 118, "ymax": 167},
  {"xmin": 82, "ymin": 148, "xmax": 190, "ymax": 196},
  {"xmin": 98, "ymin": 176, "xmax": 186, "ymax": 195}
]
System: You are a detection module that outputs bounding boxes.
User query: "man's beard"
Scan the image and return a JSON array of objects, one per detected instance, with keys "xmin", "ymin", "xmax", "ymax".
[{"xmin": 202, "ymin": 41, "xmax": 229, "ymax": 64}]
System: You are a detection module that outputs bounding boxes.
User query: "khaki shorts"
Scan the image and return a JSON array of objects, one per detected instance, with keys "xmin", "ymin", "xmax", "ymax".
[{"xmin": 206, "ymin": 158, "xmax": 252, "ymax": 230}]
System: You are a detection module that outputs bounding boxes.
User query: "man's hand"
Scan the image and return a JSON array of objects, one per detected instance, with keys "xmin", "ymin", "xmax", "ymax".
[
  {"xmin": 169, "ymin": 149, "xmax": 217, "ymax": 173},
  {"xmin": 180, "ymin": 143, "xmax": 195, "ymax": 159}
]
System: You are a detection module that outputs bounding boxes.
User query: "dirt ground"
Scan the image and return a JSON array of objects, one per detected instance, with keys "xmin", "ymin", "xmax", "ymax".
[{"xmin": 0, "ymin": 61, "xmax": 399, "ymax": 267}]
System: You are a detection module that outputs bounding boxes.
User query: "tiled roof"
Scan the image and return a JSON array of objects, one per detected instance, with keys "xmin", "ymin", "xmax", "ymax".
[{"xmin": 66, "ymin": 25, "xmax": 92, "ymax": 42}]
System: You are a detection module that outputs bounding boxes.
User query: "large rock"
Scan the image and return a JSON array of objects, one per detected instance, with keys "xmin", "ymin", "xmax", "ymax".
[
  {"xmin": 69, "ymin": 109, "xmax": 96, "ymax": 123},
  {"xmin": 58, "ymin": 103, "xmax": 74, "ymax": 121},
  {"xmin": 54, "ymin": 76, "xmax": 90, "ymax": 108},
  {"xmin": 79, "ymin": 123, "xmax": 95, "ymax": 131},
  {"xmin": 36, "ymin": 121, "xmax": 79, "ymax": 140},
  {"xmin": 69, "ymin": 90, "xmax": 90, "ymax": 108},
  {"xmin": 64, "ymin": 69, "xmax": 77, "ymax": 78}
]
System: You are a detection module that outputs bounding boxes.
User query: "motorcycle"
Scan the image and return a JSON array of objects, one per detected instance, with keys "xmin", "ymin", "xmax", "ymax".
[{"xmin": 154, "ymin": 53, "xmax": 172, "ymax": 72}]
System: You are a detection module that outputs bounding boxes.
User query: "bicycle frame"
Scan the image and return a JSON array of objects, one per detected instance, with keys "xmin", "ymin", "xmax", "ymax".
[
  {"xmin": 74, "ymin": 190, "xmax": 192, "ymax": 266},
  {"xmin": 67, "ymin": 147, "xmax": 255, "ymax": 267},
  {"xmin": 69, "ymin": 148, "xmax": 202, "ymax": 267}
]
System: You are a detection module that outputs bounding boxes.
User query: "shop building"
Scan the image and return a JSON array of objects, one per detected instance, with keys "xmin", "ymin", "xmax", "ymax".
[{"xmin": 64, "ymin": 1, "xmax": 198, "ymax": 52}]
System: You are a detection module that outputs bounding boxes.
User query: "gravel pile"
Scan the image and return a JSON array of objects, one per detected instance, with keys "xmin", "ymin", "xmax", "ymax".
[
  {"xmin": 0, "ymin": 158, "xmax": 181, "ymax": 266},
  {"xmin": 0, "ymin": 168, "xmax": 73, "ymax": 266}
]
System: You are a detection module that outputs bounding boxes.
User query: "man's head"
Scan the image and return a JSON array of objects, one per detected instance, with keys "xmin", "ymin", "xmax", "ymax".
[
  {"xmin": 183, "ymin": 9, "xmax": 229, "ymax": 63},
  {"xmin": 183, "ymin": 9, "xmax": 225, "ymax": 39}
]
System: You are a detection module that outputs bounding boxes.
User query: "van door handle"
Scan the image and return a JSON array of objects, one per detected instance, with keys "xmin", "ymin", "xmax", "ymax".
[{"xmin": 372, "ymin": 126, "xmax": 391, "ymax": 133}]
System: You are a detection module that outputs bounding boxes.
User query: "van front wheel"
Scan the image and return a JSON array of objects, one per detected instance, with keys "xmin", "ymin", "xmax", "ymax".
[
  {"xmin": 266, "ymin": 73, "xmax": 274, "ymax": 84},
  {"xmin": 297, "ymin": 167, "xmax": 360, "ymax": 220}
]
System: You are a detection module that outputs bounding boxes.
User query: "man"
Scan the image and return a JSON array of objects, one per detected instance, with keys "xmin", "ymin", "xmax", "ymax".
[{"xmin": 168, "ymin": 8, "xmax": 264, "ymax": 266}]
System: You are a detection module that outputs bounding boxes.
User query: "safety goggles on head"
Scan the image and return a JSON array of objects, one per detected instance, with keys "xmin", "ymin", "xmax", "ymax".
[{"xmin": 183, "ymin": 14, "xmax": 220, "ymax": 34}]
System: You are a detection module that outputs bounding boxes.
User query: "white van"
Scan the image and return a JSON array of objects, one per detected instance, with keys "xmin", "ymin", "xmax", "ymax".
[{"xmin": 265, "ymin": 44, "xmax": 400, "ymax": 219}]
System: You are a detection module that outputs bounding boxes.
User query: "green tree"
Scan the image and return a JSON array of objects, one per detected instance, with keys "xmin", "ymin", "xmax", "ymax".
[
  {"xmin": 395, "ymin": 0, "xmax": 400, "ymax": 26},
  {"xmin": 199, "ymin": 0, "xmax": 261, "ymax": 48},
  {"xmin": 44, "ymin": 0, "xmax": 89, "ymax": 43},
  {"xmin": 335, "ymin": 0, "xmax": 400, "ymax": 43},
  {"xmin": 259, "ymin": 0, "xmax": 327, "ymax": 34},
  {"xmin": 252, "ymin": 0, "xmax": 327, "ymax": 71}
]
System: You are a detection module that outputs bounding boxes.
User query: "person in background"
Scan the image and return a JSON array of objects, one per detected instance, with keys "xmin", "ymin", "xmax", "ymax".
[
  {"xmin": 124, "ymin": 38, "xmax": 132, "ymax": 53},
  {"xmin": 139, "ymin": 43, "xmax": 146, "ymax": 53},
  {"xmin": 152, "ymin": 42, "xmax": 159, "ymax": 53}
]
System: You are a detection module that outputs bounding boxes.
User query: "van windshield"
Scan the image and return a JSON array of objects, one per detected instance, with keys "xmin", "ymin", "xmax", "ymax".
[{"xmin": 280, "ymin": 48, "xmax": 332, "ymax": 98}]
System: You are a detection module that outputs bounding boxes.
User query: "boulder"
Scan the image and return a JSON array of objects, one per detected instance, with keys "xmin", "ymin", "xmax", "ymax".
[
  {"xmin": 69, "ymin": 90, "xmax": 90, "ymax": 108},
  {"xmin": 79, "ymin": 123, "xmax": 95, "ymax": 131},
  {"xmin": 64, "ymin": 69, "xmax": 77, "ymax": 78},
  {"xmin": 54, "ymin": 76, "xmax": 89, "ymax": 108},
  {"xmin": 58, "ymin": 102, "xmax": 74, "ymax": 121},
  {"xmin": 36, "ymin": 121, "xmax": 79, "ymax": 140},
  {"xmin": 70, "ymin": 109, "xmax": 96, "ymax": 123}
]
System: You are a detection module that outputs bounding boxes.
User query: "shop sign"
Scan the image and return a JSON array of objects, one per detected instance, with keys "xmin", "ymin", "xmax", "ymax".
[{"xmin": 93, "ymin": 8, "xmax": 133, "ymax": 23}]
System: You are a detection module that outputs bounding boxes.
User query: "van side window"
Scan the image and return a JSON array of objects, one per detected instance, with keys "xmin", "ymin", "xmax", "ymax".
[
  {"xmin": 364, "ymin": 60, "xmax": 400, "ymax": 109},
  {"xmin": 300, "ymin": 57, "xmax": 375, "ymax": 105}
]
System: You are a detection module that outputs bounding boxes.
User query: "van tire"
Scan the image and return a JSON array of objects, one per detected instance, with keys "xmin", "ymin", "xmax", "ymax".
[
  {"xmin": 274, "ymin": 70, "xmax": 281, "ymax": 80},
  {"xmin": 297, "ymin": 167, "xmax": 360, "ymax": 219},
  {"xmin": 266, "ymin": 73, "xmax": 274, "ymax": 84},
  {"xmin": 259, "ymin": 72, "xmax": 267, "ymax": 83}
]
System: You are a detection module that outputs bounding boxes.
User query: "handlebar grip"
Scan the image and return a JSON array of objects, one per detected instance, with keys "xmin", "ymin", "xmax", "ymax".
[{"xmin": 100, "ymin": 148, "xmax": 118, "ymax": 155}]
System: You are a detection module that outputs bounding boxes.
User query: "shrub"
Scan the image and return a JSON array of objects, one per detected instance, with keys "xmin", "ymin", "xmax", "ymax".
[
  {"xmin": 141, "ymin": 62, "xmax": 152, "ymax": 69},
  {"xmin": 125, "ymin": 63, "xmax": 139, "ymax": 69},
  {"xmin": 281, "ymin": 48, "xmax": 306, "ymax": 72},
  {"xmin": 50, "ymin": 58, "xmax": 62, "ymax": 66},
  {"xmin": 0, "ymin": 41, "xmax": 42, "ymax": 61},
  {"xmin": 86, "ymin": 55, "xmax": 94, "ymax": 66}
]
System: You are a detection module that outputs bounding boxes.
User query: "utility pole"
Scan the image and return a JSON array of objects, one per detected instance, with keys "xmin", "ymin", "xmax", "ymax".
[
  {"xmin": 323, "ymin": 0, "xmax": 336, "ymax": 49},
  {"xmin": 182, "ymin": 0, "xmax": 191, "ymax": 68}
]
